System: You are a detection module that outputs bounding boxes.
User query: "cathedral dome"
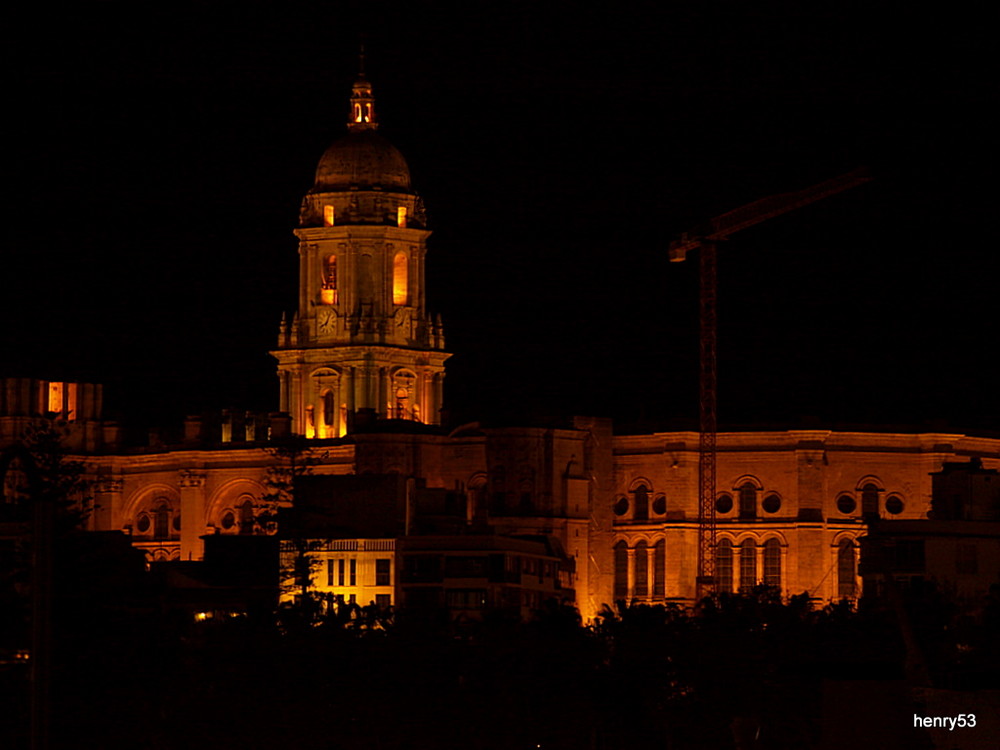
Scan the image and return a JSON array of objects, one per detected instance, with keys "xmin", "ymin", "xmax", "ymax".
[{"xmin": 313, "ymin": 130, "xmax": 412, "ymax": 192}]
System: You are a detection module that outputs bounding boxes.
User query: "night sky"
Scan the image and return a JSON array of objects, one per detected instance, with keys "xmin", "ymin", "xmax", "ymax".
[{"xmin": 6, "ymin": 3, "xmax": 997, "ymax": 435}]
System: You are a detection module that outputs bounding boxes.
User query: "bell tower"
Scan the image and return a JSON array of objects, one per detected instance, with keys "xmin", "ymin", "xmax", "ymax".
[{"xmin": 272, "ymin": 72, "xmax": 449, "ymax": 437}]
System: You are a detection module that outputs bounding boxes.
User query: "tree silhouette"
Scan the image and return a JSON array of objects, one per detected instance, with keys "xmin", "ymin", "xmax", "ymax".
[{"xmin": 260, "ymin": 435, "xmax": 326, "ymax": 626}]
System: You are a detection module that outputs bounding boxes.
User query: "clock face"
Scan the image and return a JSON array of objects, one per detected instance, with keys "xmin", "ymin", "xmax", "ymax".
[{"xmin": 318, "ymin": 309, "xmax": 336, "ymax": 333}]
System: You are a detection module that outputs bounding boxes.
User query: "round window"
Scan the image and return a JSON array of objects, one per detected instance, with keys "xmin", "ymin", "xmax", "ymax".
[
  {"xmin": 762, "ymin": 494, "xmax": 781, "ymax": 514},
  {"xmin": 613, "ymin": 497, "xmax": 629, "ymax": 516},
  {"xmin": 885, "ymin": 496, "xmax": 904, "ymax": 515},
  {"xmin": 221, "ymin": 511, "xmax": 235, "ymax": 530},
  {"xmin": 136, "ymin": 514, "xmax": 151, "ymax": 533},
  {"xmin": 716, "ymin": 494, "xmax": 733, "ymax": 514},
  {"xmin": 837, "ymin": 495, "xmax": 857, "ymax": 515},
  {"xmin": 652, "ymin": 495, "xmax": 667, "ymax": 515}
]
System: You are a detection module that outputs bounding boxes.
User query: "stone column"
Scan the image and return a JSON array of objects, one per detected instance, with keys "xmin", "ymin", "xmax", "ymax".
[
  {"xmin": 279, "ymin": 371, "xmax": 289, "ymax": 412},
  {"xmin": 433, "ymin": 373, "xmax": 444, "ymax": 425},
  {"xmin": 780, "ymin": 545, "xmax": 789, "ymax": 595},
  {"xmin": 378, "ymin": 367, "xmax": 388, "ymax": 417},
  {"xmin": 416, "ymin": 370, "xmax": 426, "ymax": 423},
  {"xmin": 179, "ymin": 470, "xmax": 207, "ymax": 562},
  {"xmin": 298, "ymin": 241, "xmax": 308, "ymax": 314},
  {"xmin": 756, "ymin": 543, "xmax": 763, "ymax": 587},
  {"xmin": 626, "ymin": 546, "xmax": 636, "ymax": 602},
  {"xmin": 647, "ymin": 544, "xmax": 657, "ymax": 600},
  {"xmin": 362, "ymin": 357, "xmax": 375, "ymax": 411},
  {"xmin": 288, "ymin": 366, "xmax": 303, "ymax": 434}
]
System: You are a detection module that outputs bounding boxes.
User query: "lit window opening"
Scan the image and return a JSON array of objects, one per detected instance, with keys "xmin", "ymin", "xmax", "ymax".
[
  {"xmin": 47, "ymin": 382, "xmax": 64, "ymax": 414},
  {"xmin": 305, "ymin": 405, "xmax": 315, "ymax": 439},
  {"xmin": 392, "ymin": 253, "xmax": 408, "ymax": 305},
  {"xmin": 321, "ymin": 255, "xmax": 337, "ymax": 305}
]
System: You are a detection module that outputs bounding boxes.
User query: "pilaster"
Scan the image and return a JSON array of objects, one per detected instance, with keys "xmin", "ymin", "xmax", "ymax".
[{"xmin": 178, "ymin": 470, "xmax": 207, "ymax": 561}]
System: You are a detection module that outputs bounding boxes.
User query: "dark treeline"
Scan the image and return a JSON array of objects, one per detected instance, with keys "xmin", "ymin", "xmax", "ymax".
[{"xmin": 5, "ymin": 541, "xmax": 1000, "ymax": 750}]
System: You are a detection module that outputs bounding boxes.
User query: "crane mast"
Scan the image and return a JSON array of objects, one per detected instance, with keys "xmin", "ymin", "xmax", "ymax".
[{"xmin": 670, "ymin": 168, "xmax": 871, "ymax": 601}]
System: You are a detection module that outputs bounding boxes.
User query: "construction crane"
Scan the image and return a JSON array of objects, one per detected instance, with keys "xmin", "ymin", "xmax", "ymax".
[{"xmin": 670, "ymin": 167, "xmax": 871, "ymax": 600}]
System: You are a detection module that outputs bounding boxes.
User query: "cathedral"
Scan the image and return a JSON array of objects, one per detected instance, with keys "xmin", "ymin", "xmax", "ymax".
[{"xmin": 2, "ymin": 72, "xmax": 998, "ymax": 623}]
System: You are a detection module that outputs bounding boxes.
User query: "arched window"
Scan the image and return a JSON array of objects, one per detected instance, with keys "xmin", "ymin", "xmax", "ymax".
[
  {"xmin": 394, "ymin": 388, "xmax": 410, "ymax": 419},
  {"xmin": 861, "ymin": 483, "xmax": 880, "ymax": 518},
  {"xmin": 154, "ymin": 503, "xmax": 170, "ymax": 540},
  {"xmin": 634, "ymin": 541, "xmax": 648, "ymax": 598},
  {"xmin": 518, "ymin": 481, "xmax": 533, "ymax": 514},
  {"xmin": 323, "ymin": 391, "xmax": 336, "ymax": 431},
  {"xmin": 392, "ymin": 370, "xmax": 416, "ymax": 419},
  {"xmin": 321, "ymin": 255, "xmax": 337, "ymax": 304},
  {"xmin": 613, "ymin": 541, "xmax": 628, "ymax": 601},
  {"xmin": 239, "ymin": 499, "xmax": 255, "ymax": 536},
  {"xmin": 490, "ymin": 467, "xmax": 507, "ymax": 515},
  {"xmin": 739, "ymin": 539, "xmax": 756, "ymax": 592},
  {"xmin": 837, "ymin": 540, "xmax": 856, "ymax": 598},
  {"xmin": 653, "ymin": 539, "xmax": 666, "ymax": 597},
  {"xmin": 739, "ymin": 483, "xmax": 757, "ymax": 520},
  {"xmin": 467, "ymin": 475, "xmax": 487, "ymax": 521},
  {"xmin": 716, "ymin": 539, "xmax": 733, "ymax": 593},
  {"xmin": 393, "ymin": 253, "xmax": 408, "ymax": 305},
  {"xmin": 763, "ymin": 539, "xmax": 781, "ymax": 588},
  {"xmin": 632, "ymin": 485, "xmax": 649, "ymax": 522}
]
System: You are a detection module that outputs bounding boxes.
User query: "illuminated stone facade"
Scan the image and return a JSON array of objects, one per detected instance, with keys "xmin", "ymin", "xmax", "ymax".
[
  {"xmin": 607, "ymin": 430, "xmax": 1000, "ymax": 607},
  {"xmin": 3, "ymin": 76, "xmax": 999, "ymax": 622}
]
